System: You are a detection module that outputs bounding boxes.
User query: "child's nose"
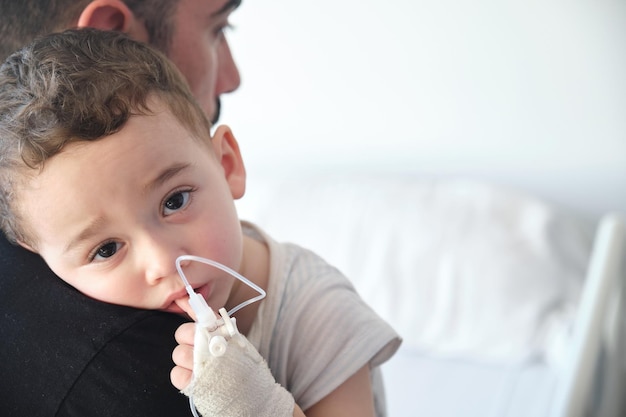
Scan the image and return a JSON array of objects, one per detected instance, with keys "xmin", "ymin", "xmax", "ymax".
[{"xmin": 141, "ymin": 233, "xmax": 186, "ymax": 285}]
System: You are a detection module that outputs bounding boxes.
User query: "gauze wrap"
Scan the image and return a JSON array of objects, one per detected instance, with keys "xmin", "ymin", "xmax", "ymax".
[{"xmin": 182, "ymin": 328, "xmax": 295, "ymax": 417}]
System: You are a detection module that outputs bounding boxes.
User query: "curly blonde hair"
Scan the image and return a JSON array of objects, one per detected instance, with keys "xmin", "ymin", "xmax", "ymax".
[{"xmin": 0, "ymin": 28, "xmax": 212, "ymax": 245}]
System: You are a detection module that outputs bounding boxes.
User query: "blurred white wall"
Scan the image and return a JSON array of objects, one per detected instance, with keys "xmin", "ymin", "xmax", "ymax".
[{"xmin": 219, "ymin": 0, "xmax": 626, "ymax": 219}]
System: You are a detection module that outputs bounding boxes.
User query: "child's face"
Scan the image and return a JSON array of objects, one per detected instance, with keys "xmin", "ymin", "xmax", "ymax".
[{"xmin": 17, "ymin": 102, "xmax": 246, "ymax": 315}]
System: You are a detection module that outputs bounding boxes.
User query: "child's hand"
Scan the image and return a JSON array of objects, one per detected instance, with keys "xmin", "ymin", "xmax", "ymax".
[
  {"xmin": 170, "ymin": 321, "xmax": 196, "ymax": 390},
  {"xmin": 170, "ymin": 302, "xmax": 295, "ymax": 417}
]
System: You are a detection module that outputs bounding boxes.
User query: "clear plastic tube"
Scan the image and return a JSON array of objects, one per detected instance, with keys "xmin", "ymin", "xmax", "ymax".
[{"xmin": 175, "ymin": 254, "xmax": 266, "ymax": 316}]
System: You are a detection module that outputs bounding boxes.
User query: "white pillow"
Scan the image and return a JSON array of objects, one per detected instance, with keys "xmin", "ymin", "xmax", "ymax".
[{"xmin": 236, "ymin": 174, "xmax": 594, "ymax": 363}]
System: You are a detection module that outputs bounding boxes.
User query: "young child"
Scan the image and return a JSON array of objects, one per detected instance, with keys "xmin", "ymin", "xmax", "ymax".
[{"xmin": 0, "ymin": 29, "xmax": 400, "ymax": 417}]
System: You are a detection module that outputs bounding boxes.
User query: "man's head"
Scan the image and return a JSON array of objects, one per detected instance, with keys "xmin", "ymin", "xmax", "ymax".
[{"xmin": 0, "ymin": 0, "xmax": 241, "ymax": 123}]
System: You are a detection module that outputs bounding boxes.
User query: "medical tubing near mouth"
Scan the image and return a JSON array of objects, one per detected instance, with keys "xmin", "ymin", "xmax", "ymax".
[{"xmin": 174, "ymin": 254, "xmax": 267, "ymax": 417}]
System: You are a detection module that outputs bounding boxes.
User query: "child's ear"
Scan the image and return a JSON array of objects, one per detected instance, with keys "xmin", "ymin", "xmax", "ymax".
[
  {"xmin": 211, "ymin": 125, "xmax": 247, "ymax": 199},
  {"xmin": 77, "ymin": 0, "xmax": 146, "ymax": 40}
]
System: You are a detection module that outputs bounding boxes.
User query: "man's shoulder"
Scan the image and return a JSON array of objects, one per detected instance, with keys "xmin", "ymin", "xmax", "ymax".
[
  {"xmin": 0, "ymin": 235, "xmax": 151, "ymax": 342},
  {"xmin": 0, "ymin": 237, "xmax": 187, "ymax": 416}
]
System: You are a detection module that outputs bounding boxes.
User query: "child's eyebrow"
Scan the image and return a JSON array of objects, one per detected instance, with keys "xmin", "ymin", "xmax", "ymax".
[
  {"xmin": 65, "ymin": 216, "xmax": 107, "ymax": 253},
  {"xmin": 144, "ymin": 163, "xmax": 191, "ymax": 194}
]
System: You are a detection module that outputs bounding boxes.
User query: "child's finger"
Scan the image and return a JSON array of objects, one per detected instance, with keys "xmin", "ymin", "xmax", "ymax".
[
  {"xmin": 170, "ymin": 365, "xmax": 193, "ymax": 390},
  {"xmin": 174, "ymin": 322, "xmax": 197, "ymax": 345},
  {"xmin": 172, "ymin": 343, "xmax": 194, "ymax": 370},
  {"xmin": 174, "ymin": 297, "xmax": 196, "ymax": 321}
]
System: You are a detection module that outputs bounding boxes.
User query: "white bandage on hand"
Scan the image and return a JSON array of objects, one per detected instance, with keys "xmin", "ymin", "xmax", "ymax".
[{"xmin": 182, "ymin": 330, "xmax": 295, "ymax": 417}]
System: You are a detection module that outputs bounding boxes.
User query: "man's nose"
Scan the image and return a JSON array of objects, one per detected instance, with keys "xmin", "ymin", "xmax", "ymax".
[{"xmin": 216, "ymin": 40, "xmax": 241, "ymax": 95}]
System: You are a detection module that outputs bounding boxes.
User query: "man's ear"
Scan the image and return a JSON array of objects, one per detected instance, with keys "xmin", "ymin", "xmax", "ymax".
[
  {"xmin": 77, "ymin": 0, "xmax": 148, "ymax": 41},
  {"xmin": 211, "ymin": 125, "xmax": 247, "ymax": 200}
]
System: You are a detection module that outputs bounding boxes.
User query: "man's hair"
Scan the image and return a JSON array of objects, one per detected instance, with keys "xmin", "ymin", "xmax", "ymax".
[
  {"xmin": 0, "ymin": 0, "xmax": 178, "ymax": 61},
  {"xmin": 0, "ymin": 28, "xmax": 212, "ymax": 245}
]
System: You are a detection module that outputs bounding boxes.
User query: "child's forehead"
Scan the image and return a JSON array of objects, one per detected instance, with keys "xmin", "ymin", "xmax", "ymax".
[
  {"xmin": 134, "ymin": 94, "xmax": 213, "ymax": 145},
  {"xmin": 15, "ymin": 94, "xmax": 212, "ymax": 182},
  {"xmin": 32, "ymin": 111, "xmax": 213, "ymax": 186},
  {"xmin": 105, "ymin": 108, "xmax": 210, "ymax": 153}
]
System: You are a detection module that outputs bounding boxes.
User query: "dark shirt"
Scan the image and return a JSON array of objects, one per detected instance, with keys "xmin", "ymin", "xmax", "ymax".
[{"xmin": 0, "ymin": 236, "xmax": 189, "ymax": 416}]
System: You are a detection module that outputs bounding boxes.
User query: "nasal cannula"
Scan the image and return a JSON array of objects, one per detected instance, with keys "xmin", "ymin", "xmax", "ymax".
[{"xmin": 175, "ymin": 255, "xmax": 267, "ymax": 417}]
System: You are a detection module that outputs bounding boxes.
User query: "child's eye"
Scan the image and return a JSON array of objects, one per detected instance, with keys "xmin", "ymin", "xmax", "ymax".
[
  {"xmin": 92, "ymin": 241, "xmax": 121, "ymax": 261},
  {"xmin": 163, "ymin": 190, "xmax": 191, "ymax": 215}
]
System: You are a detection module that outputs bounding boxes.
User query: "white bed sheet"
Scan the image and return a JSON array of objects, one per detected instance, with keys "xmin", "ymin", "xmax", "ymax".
[
  {"xmin": 236, "ymin": 174, "xmax": 622, "ymax": 416},
  {"xmin": 237, "ymin": 174, "xmax": 593, "ymax": 363},
  {"xmin": 382, "ymin": 215, "xmax": 626, "ymax": 417},
  {"xmin": 382, "ymin": 347, "xmax": 558, "ymax": 417}
]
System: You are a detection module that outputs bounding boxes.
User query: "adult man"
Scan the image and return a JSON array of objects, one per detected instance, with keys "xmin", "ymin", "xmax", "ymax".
[{"xmin": 0, "ymin": 1, "xmax": 241, "ymax": 415}]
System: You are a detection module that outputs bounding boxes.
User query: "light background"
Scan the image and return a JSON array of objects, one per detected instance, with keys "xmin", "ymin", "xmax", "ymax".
[{"xmin": 219, "ymin": 0, "xmax": 626, "ymax": 220}]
